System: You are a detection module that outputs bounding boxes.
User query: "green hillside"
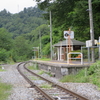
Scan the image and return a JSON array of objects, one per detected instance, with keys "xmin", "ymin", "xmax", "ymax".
[
  {"xmin": 0, "ymin": 7, "xmax": 47, "ymax": 37},
  {"xmin": 0, "ymin": 0, "xmax": 100, "ymax": 62}
]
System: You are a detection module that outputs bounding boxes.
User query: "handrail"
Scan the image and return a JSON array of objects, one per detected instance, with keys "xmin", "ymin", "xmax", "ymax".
[{"xmin": 67, "ymin": 52, "xmax": 83, "ymax": 65}]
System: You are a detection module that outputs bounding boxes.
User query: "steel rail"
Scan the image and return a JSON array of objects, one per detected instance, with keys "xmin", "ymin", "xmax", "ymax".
[
  {"xmin": 17, "ymin": 62, "xmax": 55, "ymax": 100},
  {"xmin": 24, "ymin": 61, "xmax": 88, "ymax": 100}
]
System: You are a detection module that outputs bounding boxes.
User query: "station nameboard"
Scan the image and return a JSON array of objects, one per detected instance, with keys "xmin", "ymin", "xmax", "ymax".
[{"xmin": 64, "ymin": 31, "xmax": 74, "ymax": 39}]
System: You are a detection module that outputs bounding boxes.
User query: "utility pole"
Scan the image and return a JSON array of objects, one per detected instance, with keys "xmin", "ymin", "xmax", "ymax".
[
  {"xmin": 99, "ymin": 37, "xmax": 100, "ymax": 60},
  {"xmin": 39, "ymin": 30, "xmax": 42, "ymax": 58},
  {"xmin": 50, "ymin": 11, "xmax": 53, "ymax": 60},
  {"xmin": 88, "ymin": 0, "xmax": 95, "ymax": 62}
]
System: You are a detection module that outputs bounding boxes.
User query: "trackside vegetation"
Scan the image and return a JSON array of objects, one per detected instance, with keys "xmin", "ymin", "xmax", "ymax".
[
  {"xmin": 0, "ymin": 82, "xmax": 12, "ymax": 100},
  {"xmin": 28, "ymin": 64, "xmax": 39, "ymax": 70},
  {"xmin": 60, "ymin": 60, "xmax": 100, "ymax": 88},
  {"xmin": 0, "ymin": 66, "xmax": 12, "ymax": 100},
  {"xmin": 40, "ymin": 83, "xmax": 52, "ymax": 89}
]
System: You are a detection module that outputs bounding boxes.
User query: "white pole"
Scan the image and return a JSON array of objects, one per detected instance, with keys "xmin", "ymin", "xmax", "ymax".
[
  {"xmin": 81, "ymin": 53, "xmax": 83, "ymax": 65},
  {"xmin": 57, "ymin": 47, "xmax": 60, "ymax": 60}
]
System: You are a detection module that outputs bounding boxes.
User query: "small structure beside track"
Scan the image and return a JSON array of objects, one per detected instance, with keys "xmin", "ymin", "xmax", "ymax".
[{"xmin": 53, "ymin": 39, "xmax": 85, "ymax": 61}]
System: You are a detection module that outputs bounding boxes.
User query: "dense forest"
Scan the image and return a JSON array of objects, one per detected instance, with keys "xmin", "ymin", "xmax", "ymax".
[
  {"xmin": 0, "ymin": 0, "xmax": 100, "ymax": 62},
  {"xmin": 0, "ymin": 7, "xmax": 47, "ymax": 37},
  {"xmin": 0, "ymin": 7, "xmax": 50, "ymax": 62}
]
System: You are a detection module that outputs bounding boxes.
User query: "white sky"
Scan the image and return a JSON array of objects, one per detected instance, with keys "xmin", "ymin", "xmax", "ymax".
[{"xmin": 0, "ymin": 0, "xmax": 37, "ymax": 14}]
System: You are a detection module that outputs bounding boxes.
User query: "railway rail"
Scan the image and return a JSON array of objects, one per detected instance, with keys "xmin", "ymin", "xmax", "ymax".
[{"xmin": 17, "ymin": 61, "xmax": 88, "ymax": 100}]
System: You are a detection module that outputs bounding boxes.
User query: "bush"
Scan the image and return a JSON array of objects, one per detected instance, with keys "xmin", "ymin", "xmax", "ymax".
[
  {"xmin": 60, "ymin": 60, "xmax": 100, "ymax": 88},
  {"xmin": 0, "ymin": 49, "xmax": 8, "ymax": 62},
  {"xmin": 88, "ymin": 61, "xmax": 100, "ymax": 75}
]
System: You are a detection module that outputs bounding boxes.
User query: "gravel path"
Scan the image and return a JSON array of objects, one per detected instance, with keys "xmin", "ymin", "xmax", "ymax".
[
  {"xmin": 0, "ymin": 63, "xmax": 39, "ymax": 100},
  {"xmin": 0, "ymin": 63, "xmax": 100, "ymax": 100}
]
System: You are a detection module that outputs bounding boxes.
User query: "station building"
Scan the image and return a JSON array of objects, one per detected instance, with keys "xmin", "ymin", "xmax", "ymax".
[{"xmin": 53, "ymin": 39, "xmax": 85, "ymax": 61}]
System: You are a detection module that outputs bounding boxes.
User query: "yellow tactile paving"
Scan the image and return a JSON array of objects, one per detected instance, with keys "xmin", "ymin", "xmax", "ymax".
[{"xmin": 33, "ymin": 60, "xmax": 88, "ymax": 65}]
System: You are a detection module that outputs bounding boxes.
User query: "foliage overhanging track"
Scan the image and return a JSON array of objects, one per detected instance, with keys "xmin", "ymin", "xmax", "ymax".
[{"xmin": 17, "ymin": 61, "xmax": 88, "ymax": 100}]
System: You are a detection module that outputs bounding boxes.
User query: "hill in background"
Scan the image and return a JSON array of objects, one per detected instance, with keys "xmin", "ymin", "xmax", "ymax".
[{"xmin": 0, "ymin": 7, "xmax": 47, "ymax": 37}]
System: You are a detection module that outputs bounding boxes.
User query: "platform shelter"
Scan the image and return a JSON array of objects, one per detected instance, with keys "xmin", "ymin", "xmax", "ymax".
[{"xmin": 53, "ymin": 39, "xmax": 85, "ymax": 61}]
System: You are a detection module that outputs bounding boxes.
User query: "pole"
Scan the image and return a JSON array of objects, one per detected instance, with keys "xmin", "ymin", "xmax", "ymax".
[
  {"xmin": 50, "ymin": 11, "xmax": 53, "ymax": 60},
  {"xmin": 88, "ymin": 47, "xmax": 90, "ymax": 64},
  {"xmin": 68, "ymin": 28, "xmax": 71, "ymax": 52},
  {"xmin": 34, "ymin": 51, "xmax": 35, "ymax": 59},
  {"xmin": 99, "ymin": 36, "xmax": 100, "ymax": 60},
  {"xmin": 39, "ymin": 30, "xmax": 42, "ymax": 58},
  {"xmin": 68, "ymin": 28, "xmax": 71, "ymax": 63},
  {"xmin": 38, "ymin": 47, "xmax": 39, "ymax": 59},
  {"xmin": 88, "ymin": 0, "xmax": 95, "ymax": 62}
]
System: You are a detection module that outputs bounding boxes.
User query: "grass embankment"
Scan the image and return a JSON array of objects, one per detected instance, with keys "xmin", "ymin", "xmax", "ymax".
[
  {"xmin": 60, "ymin": 60, "xmax": 100, "ymax": 88},
  {"xmin": 0, "ymin": 66, "xmax": 12, "ymax": 100}
]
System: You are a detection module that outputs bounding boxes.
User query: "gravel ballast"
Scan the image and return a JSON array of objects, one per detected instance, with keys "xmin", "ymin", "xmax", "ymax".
[{"xmin": 0, "ymin": 63, "xmax": 100, "ymax": 100}]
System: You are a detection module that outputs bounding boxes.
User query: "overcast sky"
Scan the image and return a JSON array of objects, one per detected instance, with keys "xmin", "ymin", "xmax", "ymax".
[{"xmin": 0, "ymin": 0, "xmax": 37, "ymax": 14}]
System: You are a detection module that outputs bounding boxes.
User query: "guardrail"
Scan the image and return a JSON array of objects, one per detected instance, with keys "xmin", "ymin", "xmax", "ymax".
[{"xmin": 67, "ymin": 52, "xmax": 83, "ymax": 65}]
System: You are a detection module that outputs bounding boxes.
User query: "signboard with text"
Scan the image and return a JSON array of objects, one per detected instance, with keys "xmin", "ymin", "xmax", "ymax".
[{"xmin": 64, "ymin": 31, "xmax": 74, "ymax": 39}]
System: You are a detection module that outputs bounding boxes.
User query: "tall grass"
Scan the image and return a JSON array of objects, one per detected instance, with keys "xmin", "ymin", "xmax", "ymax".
[
  {"xmin": 60, "ymin": 60, "xmax": 100, "ymax": 88},
  {"xmin": 0, "ymin": 82, "xmax": 12, "ymax": 100}
]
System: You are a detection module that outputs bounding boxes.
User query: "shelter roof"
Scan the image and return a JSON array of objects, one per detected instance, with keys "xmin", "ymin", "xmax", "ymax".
[{"xmin": 53, "ymin": 39, "xmax": 85, "ymax": 47}]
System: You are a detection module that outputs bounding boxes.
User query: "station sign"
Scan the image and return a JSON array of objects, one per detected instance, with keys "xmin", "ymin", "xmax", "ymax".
[
  {"xmin": 64, "ymin": 31, "xmax": 74, "ymax": 39},
  {"xmin": 86, "ymin": 40, "xmax": 98, "ymax": 47}
]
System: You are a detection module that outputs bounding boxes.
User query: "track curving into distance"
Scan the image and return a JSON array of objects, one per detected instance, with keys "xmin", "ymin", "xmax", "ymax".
[{"xmin": 17, "ymin": 61, "xmax": 88, "ymax": 100}]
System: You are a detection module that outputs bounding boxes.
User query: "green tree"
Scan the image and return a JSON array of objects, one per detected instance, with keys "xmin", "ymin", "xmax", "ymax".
[
  {"xmin": 35, "ymin": 0, "xmax": 100, "ymax": 41},
  {"xmin": 42, "ymin": 43, "xmax": 50, "ymax": 57},
  {"xmin": 0, "ymin": 49, "xmax": 8, "ymax": 62},
  {"xmin": 0, "ymin": 28, "xmax": 13, "ymax": 62},
  {"xmin": 13, "ymin": 36, "xmax": 32, "ymax": 61},
  {"xmin": 0, "ymin": 28, "xmax": 13, "ymax": 50},
  {"xmin": 0, "ymin": 7, "xmax": 47, "ymax": 37}
]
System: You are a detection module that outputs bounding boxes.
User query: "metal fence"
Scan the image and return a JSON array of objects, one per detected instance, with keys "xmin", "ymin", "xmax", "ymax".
[{"xmin": 81, "ymin": 46, "xmax": 100, "ymax": 64}]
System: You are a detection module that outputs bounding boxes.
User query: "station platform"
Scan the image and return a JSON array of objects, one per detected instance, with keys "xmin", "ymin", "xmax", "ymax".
[
  {"xmin": 30, "ymin": 59, "xmax": 92, "ymax": 78},
  {"xmin": 32, "ymin": 59, "xmax": 92, "ymax": 67}
]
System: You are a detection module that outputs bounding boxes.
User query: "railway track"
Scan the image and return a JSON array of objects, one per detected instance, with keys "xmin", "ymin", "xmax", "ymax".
[{"xmin": 17, "ymin": 61, "xmax": 88, "ymax": 100}]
